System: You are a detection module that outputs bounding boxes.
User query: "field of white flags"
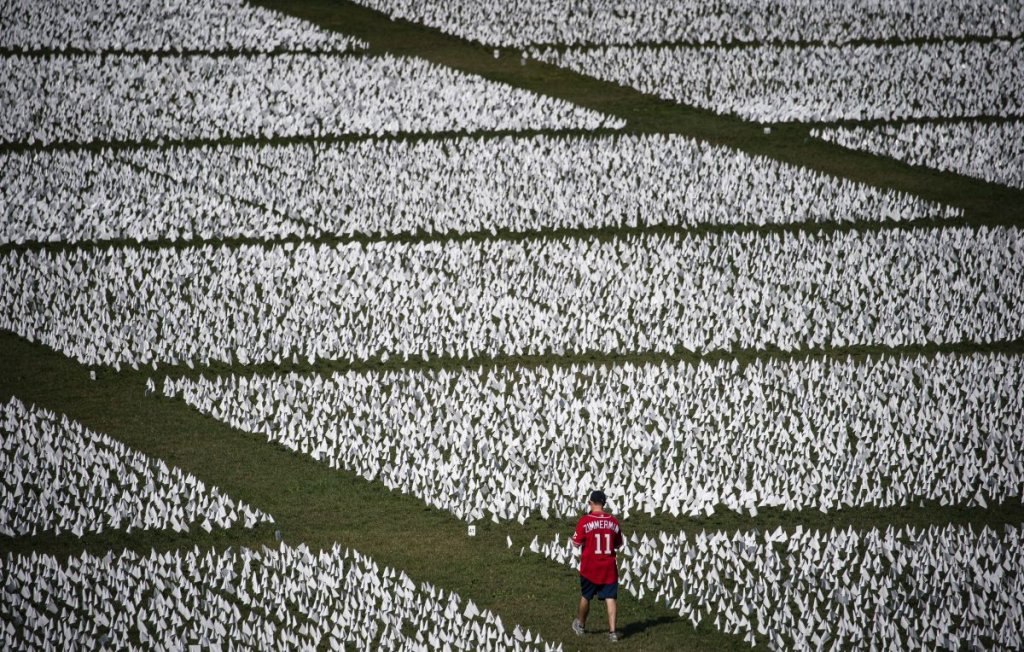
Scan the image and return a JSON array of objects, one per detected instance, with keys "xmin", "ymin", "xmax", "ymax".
[
  {"xmin": 511, "ymin": 0, "xmax": 1024, "ymax": 185},
  {"xmin": 0, "ymin": 54, "xmax": 621, "ymax": 145},
  {"xmin": 165, "ymin": 351, "xmax": 1024, "ymax": 522},
  {"xmin": 0, "ymin": 134, "xmax": 956, "ymax": 246},
  {"xmin": 2, "ymin": 227, "xmax": 1022, "ymax": 368},
  {"xmin": 1, "ymin": 543, "xmax": 559, "ymax": 651},
  {"xmin": 353, "ymin": 0, "xmax": 1024, "ymax": 47},
  {"xmin": 0, "ymin": 396, "xmax": 271, "ymax": 537},
  {"xmin": 2, "ymin": 0, "xmax": 1023, "ymax": 650},
  {"xmin": 814, "ymin": 121, "xmax": 1024, "ymax": 190},
  {"xmin": 532, "ymin": 40, "xmax": 1024, "ymax": 124},
  {"xmin": 537, "ymin": 523, "xmax": 1024, "ymax": 649},
  {"xmin": 1, "ymin": 0, "xmax": 368, "ymax": 53}
]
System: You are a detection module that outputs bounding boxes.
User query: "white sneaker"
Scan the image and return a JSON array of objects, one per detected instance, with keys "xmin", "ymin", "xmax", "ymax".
[
  {"xmin": 572, "ymin": 620, "xmax": 585, "ymax": 636},
  {"xmin": 608, "ymin": 631, "xmax": 620, "ymax": 642}
]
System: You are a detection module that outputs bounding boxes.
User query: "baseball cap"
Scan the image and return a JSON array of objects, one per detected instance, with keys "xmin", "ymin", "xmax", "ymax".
[{"xmin": 588, "ymin": 490, "xmax": 607, "ymax": 505}]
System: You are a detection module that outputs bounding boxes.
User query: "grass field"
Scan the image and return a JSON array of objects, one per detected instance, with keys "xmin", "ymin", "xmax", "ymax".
[{"xmin": 2, "ymin": 1, "xmax": 1023, "ymax": 650}]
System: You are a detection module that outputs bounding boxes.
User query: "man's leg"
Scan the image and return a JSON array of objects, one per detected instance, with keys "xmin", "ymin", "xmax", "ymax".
[
  {"xmin": 577, "ymin": 596, "xmax": 590, "ymax": 625},
  {"xmin": 606, "ymin": 598, "xmax": 617, "ymax": 633}
]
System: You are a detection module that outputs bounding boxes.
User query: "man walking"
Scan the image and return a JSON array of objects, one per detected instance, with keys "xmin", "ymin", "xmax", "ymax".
[{"xmin": 571, "ymin": 490, "xmax": 623, "ymax": 642}]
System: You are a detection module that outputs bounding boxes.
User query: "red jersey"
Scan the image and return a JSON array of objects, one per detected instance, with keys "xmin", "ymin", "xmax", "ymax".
[{"xmin": 572, "ymin": 512, "xmax": 623, "ymax": 584}]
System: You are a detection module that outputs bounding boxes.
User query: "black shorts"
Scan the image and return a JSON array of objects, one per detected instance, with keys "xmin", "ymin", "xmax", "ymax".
[{"xmin": 580, "ymin": 576, "xmax": 618, "ymax": 600}]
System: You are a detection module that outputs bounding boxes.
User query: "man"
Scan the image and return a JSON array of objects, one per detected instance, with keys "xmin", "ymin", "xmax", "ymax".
[{"xmin": 571, "ymin": 490, "xmax": 623, "ymax": 642}]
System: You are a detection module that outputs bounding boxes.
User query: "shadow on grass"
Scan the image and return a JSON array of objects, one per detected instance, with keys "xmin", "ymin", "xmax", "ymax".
[{"xmin": 619, "ymin": 614, "xmax": 679, "ymax": 638}]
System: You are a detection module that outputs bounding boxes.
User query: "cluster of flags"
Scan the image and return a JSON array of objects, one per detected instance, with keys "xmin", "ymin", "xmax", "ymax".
[
  {"xmin": 534, "ymin": 40, "xmax": 1024, "ymax": 123},
  {"xmin": 0, "ymin": 0, "xmax": 366, "ymax": 53},
  {"xmin": 815, "ymin": 121, "xmax": 1024, "ymax": 190},
  {"xmin": 121, "ymin": 133, "xmax": 955, "ymax": 237},
  {"xmin": 167, "ymin": 349, "xmax": 1022, "ymax": 523},
  {"xmin": 0, "ymin": 132, "xmax": 956, "ymax": 247},
  {"xmin": 2, "ymin": 226, "xmax": 1021, "ymax": 370},
  {"xmin": 0, "ymin": 397, "xmax": 271, "ymax": 538},
  {"xmin": 539, "ymin": 522, "xmax": 1024, "ymax": 649},
  {"xmin": 354, "ymin": 0, "xmax": 1024, "ymax": 49},
  {"xmin": 0, "ymin": 53, "xmax": 619, "ymax": 147},
  {"xmin": 1, "ymin": 543, "xmax": 558, "ymax": 651},
  {"xmin": 0, "ymin": 149, "xmax": 308, "ymax": 246}
]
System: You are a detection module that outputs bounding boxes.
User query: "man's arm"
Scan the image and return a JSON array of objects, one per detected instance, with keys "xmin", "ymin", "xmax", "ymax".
[{"xmin": 571, "ymin": 517, "xmax": 585, "ymax": 548}]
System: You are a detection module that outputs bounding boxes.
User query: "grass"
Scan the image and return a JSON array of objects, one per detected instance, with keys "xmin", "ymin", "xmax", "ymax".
[
  {"xmin": 2, "ymin": 0, "xmax": 1023, "ymax": 649},
  {"xmin": 0, "ymin": 201, "xmax": 1005, "ymax": 258}
]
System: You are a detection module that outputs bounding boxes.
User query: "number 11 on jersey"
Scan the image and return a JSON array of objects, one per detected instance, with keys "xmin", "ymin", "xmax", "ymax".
[{"xmin": 594, "ymin": 532, "xmax": 614, "ymax": 554}]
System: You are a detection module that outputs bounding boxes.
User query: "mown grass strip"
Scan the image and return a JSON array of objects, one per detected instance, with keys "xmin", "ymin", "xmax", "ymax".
[
  {"xmin": 137, "ymin": 336, "xmax": 1024, "ymax": 384},
  {"xmin": 4, "ymin": 212, "xmax": 1017, "ymax": 257},
  {"xmin": 0, "ymin": 48, "xmax": 370, "ymax": 58},
  {"xmin": 0, "ymin": 127, "xmax": 622, "ymax": 154}
]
